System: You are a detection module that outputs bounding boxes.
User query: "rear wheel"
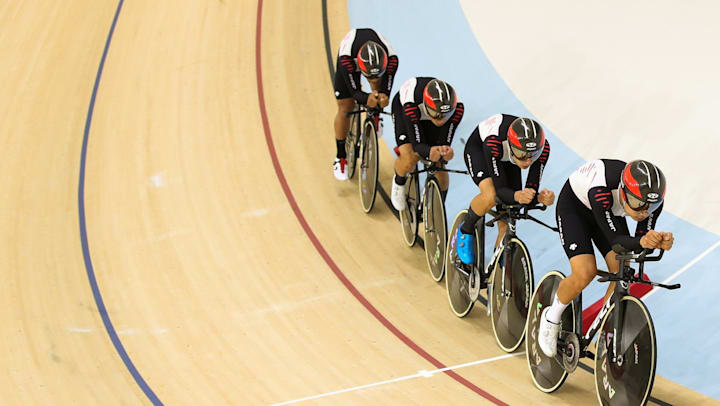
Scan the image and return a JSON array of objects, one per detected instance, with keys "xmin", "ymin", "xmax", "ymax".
[
  {"xmin": 345, "ymin": 110, "xmax": 359, "ymax": 179},
  {"xmin": 526, "ymin": 271, "xmax": 575, "ymax": 393},
  {"xmin": 359, "ymin": 120, "xmax": 379, "ymax": 213},
  {"xmin": 490, "ymin": 238, "xmax": 534, "ymax": 353},
  {"xmin": 445, "ymin": 210, "xmax": 475, "ymax": 317},
  {"xmin": 423, "ymin": 178, "xmax": 447, "ymax": 282},
  {"xmin": 400, "ymin": 170, "xmax": 419, "ymax": 247},
  {"xmin": 594, "ymin": 296, "xmax": 656, "ymax": 406}
]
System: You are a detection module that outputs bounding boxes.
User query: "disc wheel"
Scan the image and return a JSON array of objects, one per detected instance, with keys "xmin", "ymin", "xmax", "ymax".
[
  {"xmin": 399, "ymin": 170, "xmax": 419, "ymax": 247},
  {"xmin": 345, "ymin": 110, "xmax": 359, "ymax": 179},
  {"xmin": 445, "ymin": 210, "xmax": 475, "ymax": 317},
  {"xmin": 490, "ymin": 238, "xmax": 534, "ymax": 353},
  {"xmin": 423, "ymin": 178, "xmax": 447, "ymax": 282},
  {"xmin": 594, "ymin": 296, "xmax": 656, "ymax": 406},
  {"xmin": 359, "ymin": 120, "xmax": 379, "ymax": 213},
  {"xmin": 526, "ymin": 271, "xmax": 575, "ymax": 393}
]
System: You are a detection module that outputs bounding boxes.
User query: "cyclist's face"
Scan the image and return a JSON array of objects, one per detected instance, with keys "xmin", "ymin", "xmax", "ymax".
[
  {"xmin": 624, "ymin": 201, "xmax": 650, "ymax": 221},
  {"xmin": 512, "ymin": 154, "xmax": 533, "ymax": 169},
  {"xmin": 429, "ymin": 115, "xmax": 447, "ymax": 126},
  {"xmin": 368, "ymin": 77, "xmax": 382, "ymax": 88}
]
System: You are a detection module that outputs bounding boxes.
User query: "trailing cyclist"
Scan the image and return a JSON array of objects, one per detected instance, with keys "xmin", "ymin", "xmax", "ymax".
[
  {"xmin": 538, "ymin": 159, "xmax": 674, "ymax": 358},
  {"xmin": 390, "ymin": 77, "xmax": 465, "ymax": 211},
  {"xmin": 455, "ymin": 114, "xmax": 554, "ymax": 265},
  {"xmin": 333, "ymin": 28, "xmax": 399, "ymax": 181}
]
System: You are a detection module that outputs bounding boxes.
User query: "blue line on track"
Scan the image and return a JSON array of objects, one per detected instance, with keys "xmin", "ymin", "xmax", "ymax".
[{"xmin": 77, "ymin": 0, "xmax": 163, "ymax": 404}]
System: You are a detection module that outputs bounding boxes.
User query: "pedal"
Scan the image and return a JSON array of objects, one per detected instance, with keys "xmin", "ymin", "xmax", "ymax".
[
  {"xmin": 558, "ymin": 332, "xmax": 580, "ymax": 373},
  {"xmin": 468, "ymin": 268, "xmax": 481, "ymax": 302}
]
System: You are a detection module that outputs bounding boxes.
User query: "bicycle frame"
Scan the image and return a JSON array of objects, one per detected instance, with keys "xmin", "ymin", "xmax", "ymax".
[{"xmin": 570, "ymin": 249, "xmax": 677, "ymax": 361}]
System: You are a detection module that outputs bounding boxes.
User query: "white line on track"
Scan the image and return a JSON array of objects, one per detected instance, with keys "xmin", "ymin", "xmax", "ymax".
[
  {"xmin": 643, "ymin": 239, "xmax": 720, "ymax": 300},
  {"xmin": 269, "ymin": 352, "xmax": 523, "ymax": 405}
]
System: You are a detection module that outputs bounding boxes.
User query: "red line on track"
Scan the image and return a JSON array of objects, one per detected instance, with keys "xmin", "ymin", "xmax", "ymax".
[{"xmin": 254, "ymin": 1, "xmax": 506, "ymax": 403}]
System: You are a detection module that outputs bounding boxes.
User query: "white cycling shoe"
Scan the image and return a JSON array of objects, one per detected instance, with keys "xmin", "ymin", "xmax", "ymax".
[
  {"xmin": 539, "ymin": 308, "xmax": 561, "ymax": 358},
  {"xmin": 390, "ymin": 179, "xmax": 407, "ymax": 211},
  {"xmin": 333, "ymin": 158, "xmax": 348, "ymax": 181}
]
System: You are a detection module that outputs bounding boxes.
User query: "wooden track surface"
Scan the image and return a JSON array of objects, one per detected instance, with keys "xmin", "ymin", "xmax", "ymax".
[{"xmin": 1, "ymin": 0, "xmax": 716, "ymax": 404}]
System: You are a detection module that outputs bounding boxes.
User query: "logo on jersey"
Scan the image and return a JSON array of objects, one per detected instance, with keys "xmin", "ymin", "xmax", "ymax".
[
  {"xmin": 399, "ymin": 134, "xmax": 406, "ymax": 141},
  {"xmin": 477, "ymin": 171, "xmax": 483, "ymax": 178},
  {"xmin": 569, "ymin": 243, "xmax": 577, "ymax": 251},
  {"xmin": 604, "ymin": 211, "xmax": 617, "ymax": 232}
]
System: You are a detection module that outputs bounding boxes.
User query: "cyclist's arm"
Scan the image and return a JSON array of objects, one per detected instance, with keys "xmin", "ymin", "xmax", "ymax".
[
  {"xmin": 338, "ymin": 55, "xmax": 370, "ymax": 105},
  {"xmin": 636, "ymin": 202, "xmax": 664, "ymax": 237},
  {"xmin": 380, "ymin": 55, "xmax": 399, "ymax": 97},
  {"xmin": 484, "ymin": 135, "xmax": 516, "ymax": 204},
  {"xmin": 524, "ymin": 140, "xmax": 551, "ymax": 205},
  {"xmin": 439, "ymin": 102, "xmax": 465, "ymax": 146},
  {"xmin": 588, "ymin": 186, "xmax": 642, "ymax": 250},
  {"xmin": 402, "ymin": 102, "xmax": 431, "ymax": 160}
]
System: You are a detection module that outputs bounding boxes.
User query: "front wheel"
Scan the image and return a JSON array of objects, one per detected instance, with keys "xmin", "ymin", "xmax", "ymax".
[
  {"xmin": 526, "ymin": 271, "xmax": 575, "ymax": 393},
  {"xmin": 594, "ymin": 296, "xmax": 656, "ymax": 406},
  {"xmin": 359, "ymin": 120, "xmax": 379, "ymax": 213},
  {"xmin": 445, "ymin": 210, "xmax": 476, "ymax": 317},
  {"xmin": 399, "ymin": 170, "xmax": 419, "ymax": 247},
  {"xmin": 423, "ymin": 178, "xmax": 447, "ymax": 282},
  {"xmin": 490, "ymin": 238, "xmax": 534, "ymax": 353},
  {"xmin": 345, "ymin": 110, "xmax": 360, "ymax": 179}
]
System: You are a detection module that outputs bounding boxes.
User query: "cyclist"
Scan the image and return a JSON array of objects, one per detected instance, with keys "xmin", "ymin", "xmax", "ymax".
[
  {"xmin": 333, "ymin": 28, "xmax": 399, "ymax": 181},
  {"xmin": 538, "ymin": 159, "xmax": 674, "ymax": 357},
  {"xmin": 455, "ymin": 114, "xmax": 553, "ymax": 265},
  {"xmin": 390, "ymin": 77, "xmax": 464, "ymax": 210}
]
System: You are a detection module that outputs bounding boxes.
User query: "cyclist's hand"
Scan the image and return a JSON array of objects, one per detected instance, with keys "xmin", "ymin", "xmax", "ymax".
[
  {"xmin": 440, "ymin": 145, "xmax": 454, "ymax": 161},
  {"xmin": 659, "ymin": 232, "xmax": 674, "ymax": 250},
  {"xmin": 514, "ymin": 188, "xmax": 536, "ymax": 204},
  {"xmin": 429, "ymin": 146, "xmax": 443, "ymax": 162},
  {"xmin": 366, "ymin": 91, "xmax": 379, "ymax": 107},
  {"xmin": 640, "ymin": 230, "xmax": 663, "ymax": 249},
  {"xmin": 377, "ymin": 93, "xmax": 389, "ymax": 108},
  {"xmin": 538, "ymin": 189, "xmax": 555, "ymax": 206}
]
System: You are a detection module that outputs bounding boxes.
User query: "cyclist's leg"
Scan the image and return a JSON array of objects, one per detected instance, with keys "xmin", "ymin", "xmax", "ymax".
[
  {"xmin": 333, "ymin": 64, "xmax": 355, "ymax": 149},
  {"xmin": 595, "ymin": 220, "xmax": 628, "ymax": 302},
  {"xmin": 459, "ymin": 132, "xmax": 493, "ymax": 235}
]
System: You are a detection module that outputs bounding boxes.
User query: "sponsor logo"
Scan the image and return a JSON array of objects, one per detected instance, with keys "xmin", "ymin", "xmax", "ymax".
[
  {"xmin": 531, "ymin": 302, "xmax": 542, "ymax": 365},
  {"xmin": 477, "ymin": 171, "xmax": 483, "ymax": 178},
  {"xmin": 335, "ymin": 91, "xmax": 340, "ymax": 97},
  {"xmin": 492, "ymin": 156, "xmax": 500, "ymax": 176},
  {"xmin": 447, "ymin": 124, "xmax": 454, "ymax": 143},
  {"xmin": 521, "ymin": 256, "xmax": 531, "ymax": 308},
  {"xmin": 604, "ymin": 211, "xmax": 616, "ymax": 232},
  {"xmin": 601, "ymin": 356, "xmax": 616, "ymax": 399},
  {"xmin": 526, "ymin": 142, "xmax": 537, "ymax": 148},
  {"xmin": 634, "ymin": 343, "xmax": 639, "ymax": 365},
  {"xmin": 569, "ymin": 243, "xmax": 577, "ymax": 251},
  {"xmin": 466, "ymin": 154, "xmax": 473, "ymax": 176},
  {"xmin": 557, "ymin": 217, "xmax": 565, "ymax": 245},
  {"xmin": 399, "ymin": 134, "xmax": 407, "ymax": 141},
  {"xmin": 647, "ymin": 192, "xmax": 659, "ymax": 200}
]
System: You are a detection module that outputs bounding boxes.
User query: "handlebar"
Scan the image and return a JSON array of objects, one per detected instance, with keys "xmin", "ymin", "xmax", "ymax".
[
  {"xmin": 345, "ymin": 105, "xmax": 389, "ymax": 117},
  {"xmin": 484, "ymin": 199, "xmax": 558, "ymax": 232},
  {"xmin": 596, "ymin": 246, "xmax": 679, "ymax": 291}
]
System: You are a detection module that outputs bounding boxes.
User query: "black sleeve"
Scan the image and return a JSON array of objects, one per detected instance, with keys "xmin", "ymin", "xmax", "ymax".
[
  {"xmin": 588, "ymin": 186, "xmax": 641, "ymax": 250},
  {"xmin": 380, "ymin": 55, "xmax": 399, "ymax": 96},
  {"xmin": 439, "ymin": 102, "xmax": 464, "ymax": 146},
  {"xmin": 403, "ymin": 102, "xmax": 430, "ymax": 160},
  {"xmin": 636, "ymin": 203, "xmax": 663, "ymax": 236},
  {"xmin": 525, "ymin": 140, "xmax": 551, "ymax": 205},
  {"xmin": 338, "ymin": 55, "xmax": 369, "ymax": 105},
  {"xmin": 484, "ymin": 135, "xmax": 516, "ymax": 204}
]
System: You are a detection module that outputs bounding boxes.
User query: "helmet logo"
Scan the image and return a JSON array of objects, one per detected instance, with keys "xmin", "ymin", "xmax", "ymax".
[
  {"xmin": 526, "ymin": 142, "xmax": 536, "ymax": 148},
  {"xmin": 647, "ymin": 192, "xmax": 659, "ymax": 200}
]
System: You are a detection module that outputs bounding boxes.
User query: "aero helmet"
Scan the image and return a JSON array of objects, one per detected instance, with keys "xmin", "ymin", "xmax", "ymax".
[
  {"xmin": 620, "ymin": 160, "xmax": 666, "ymax": 212},
  {"xmin": 507, "ymin": 118, "xmax": 546, "ymax": 161},
  {"xmin": 357, "ymin": 41, "xmax": 388, "ymax": 78},
  {"xmin": 423, "ymin": 79, "xmax": 457, "ymax": 121}
]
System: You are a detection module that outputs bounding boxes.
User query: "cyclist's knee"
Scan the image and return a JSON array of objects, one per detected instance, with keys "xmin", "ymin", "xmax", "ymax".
[{"xmin": 337, "ymin": 98, "xmax": 355, "ymax": 113}]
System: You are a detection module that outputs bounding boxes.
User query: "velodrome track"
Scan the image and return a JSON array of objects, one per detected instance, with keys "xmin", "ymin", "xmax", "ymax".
[{"xmin": 1, "ymin": 0, "xmax": 717, "ymax": 404}]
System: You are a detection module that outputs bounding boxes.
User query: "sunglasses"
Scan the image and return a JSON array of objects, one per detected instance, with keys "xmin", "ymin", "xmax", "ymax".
[
  {"xmin": 510, "ymin": 145, "xmax": 541, "ymax": 162},
  {"xmin": 426, "ymin": 106, "xmax": 454, "ymax": 121},
  {"xmin": 623, "ymin": 190, "xmax": 662, "ymax": 213}
]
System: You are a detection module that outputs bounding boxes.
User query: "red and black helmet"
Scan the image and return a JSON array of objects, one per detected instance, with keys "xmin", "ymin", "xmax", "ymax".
[
  {"xmin": 422, "ymin": 79, "xmax": 457, "ymax": 121},
  {"xmin": 507, "ymin": 117, "xmax": 545, "ymax": 161},
  {"xmin": 356, "ymin": 41, "xmax": 387, "ymax": 78},
  {"xmin": 620, "ymin": 160, "xmax": 666, "ymax": 212}
]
